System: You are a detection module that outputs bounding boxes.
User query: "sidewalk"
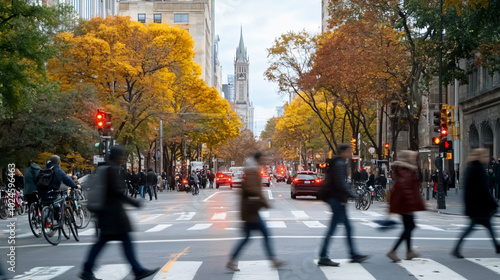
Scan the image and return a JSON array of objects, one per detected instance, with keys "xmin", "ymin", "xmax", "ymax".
[{"xmin": 423, "ymin": 187, "xmax": 500, "ymax": 217}]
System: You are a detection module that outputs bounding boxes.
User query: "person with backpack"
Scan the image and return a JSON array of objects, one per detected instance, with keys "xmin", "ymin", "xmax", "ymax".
[
  {"xmin": 37, "ymin": 155, "xmax": 78, "ymax": 219},
  {"xmin": 318, "ymin": 144, "xmax": 369, "ymax": 266},
  {"xmin": 146, "ymin": 168, "xmax": 157, "ymax": 201},
  {"xmin": 23, "ymin": 161, "xmax": 42, "ymax": 207},
  {"xmin": 79, "ymin": 147, "xmax": 159, "ymax": 280}
]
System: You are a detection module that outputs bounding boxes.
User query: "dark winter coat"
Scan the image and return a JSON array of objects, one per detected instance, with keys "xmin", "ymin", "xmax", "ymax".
[
  {"xmin": 24, "ymin": 164, "xmax": 41, "ymax": 195},
  {"xmin": 463, "ymin": 160, "xmax": 498, "ymax": 219},
  {"xmin": 147, "ymin": 171, "xmax": 157, "ymax": 186},
  {"xmin": 240, "ymin": 157, "xmax": 270, "ymax": 223},
  {"xmin": 43, "ymin": 162, "xmax": 77, "ymax": 191},
  {"xmin": 321, "ymin": 156, "xmax": 356, "ymax": 203},
  {"xmin": 389, "ymin": 164, "xmax": 425, "ymax": 214},
  {"xmin": 97, "ymin": 163, "xmax": 141, "ymax": 236}
]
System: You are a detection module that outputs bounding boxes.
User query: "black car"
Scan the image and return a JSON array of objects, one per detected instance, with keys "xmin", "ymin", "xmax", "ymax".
[{"xmin": 291, "ymin": 171, "xmax": 321, "ymax": 199}]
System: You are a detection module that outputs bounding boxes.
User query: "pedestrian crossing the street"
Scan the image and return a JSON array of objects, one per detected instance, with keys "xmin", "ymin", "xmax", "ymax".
[{"xmin": 12, "ymin": 257, "xmax": 500, "ymax": 280}]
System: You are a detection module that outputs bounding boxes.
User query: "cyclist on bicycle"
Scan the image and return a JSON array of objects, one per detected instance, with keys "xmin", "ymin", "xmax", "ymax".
[{"xmin": 38, "ymin": 155, "xmax": 78, "ymax": 222}]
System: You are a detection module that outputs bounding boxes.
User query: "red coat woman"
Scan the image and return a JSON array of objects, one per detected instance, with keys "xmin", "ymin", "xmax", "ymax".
[{"xmin": 387, "ymin": 150, "xmax": 425, "ymax": 263}]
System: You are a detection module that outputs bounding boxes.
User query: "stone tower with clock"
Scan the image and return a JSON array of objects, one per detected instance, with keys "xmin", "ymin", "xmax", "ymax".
[{"xmin": 234, "ymin": 27, "xmax": 252, "ymax": 132}]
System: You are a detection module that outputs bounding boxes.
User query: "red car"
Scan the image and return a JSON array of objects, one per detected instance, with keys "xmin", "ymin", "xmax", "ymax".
[
  {"xmin": 291, "ymin": 171, "xmax": 321, "ymax": 199},
  {"xmin": 215, "ymin": 172, "xmax": 232, "ymax": 189}
]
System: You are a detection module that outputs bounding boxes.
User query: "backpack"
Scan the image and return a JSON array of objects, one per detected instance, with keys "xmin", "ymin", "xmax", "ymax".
[
  {"xmin": 36, "ymin": 167, "xmax": 55, "ymax": 191},
  {"xmin": 86, "ymin": 166, "xmax": 109, "ymax": 213}
]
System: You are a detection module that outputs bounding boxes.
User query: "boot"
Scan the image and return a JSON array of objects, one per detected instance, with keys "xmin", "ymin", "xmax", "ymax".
[
  {"xmin": 271, "ymin": 258, "xmax": 286, "ymax": 268},
  {"xmin": 386, "ymin": 250, "xmax": 401, "ymax": 262},
  {"xmin": 406, "ymin": 250, "xmax": 420, "ymax": 260},
  {"xmin": 451, "ymin": 248, "xmax": 464, "ymax": 259},
  {"xmin": 226, "ymin": 259, "xmax": 239, "ymax": 271}
]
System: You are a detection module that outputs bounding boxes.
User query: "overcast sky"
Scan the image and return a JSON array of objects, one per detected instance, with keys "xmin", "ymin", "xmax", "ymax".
[{"xmin": 215, "ymin": 0, "xmax": 321, "ymax": 138}]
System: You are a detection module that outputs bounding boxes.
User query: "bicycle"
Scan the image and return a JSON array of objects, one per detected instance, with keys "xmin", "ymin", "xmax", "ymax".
[
  {"xmin": 28, "ymin": 192, "xmax": 43, "ymax": 238},
  {"xmin": 68, "ymin": 188, "xmax": 91, "ymax": 229},
  {"xmin": 371, "ymin": 184, "xmax": 386, "ymax": 202},
  {"xmin": 354, "ymin": 183, "xmax": 372, "ymax": 211},
  {"xmin": 41, "ymin": 190, "xmax": 79, "ymax": 245}
]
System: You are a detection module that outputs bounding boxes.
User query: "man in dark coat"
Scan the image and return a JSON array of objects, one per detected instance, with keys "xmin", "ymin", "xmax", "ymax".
[
  {"xmin": 452, "ymin": 148, "xmax": 499, "ymax": 258},
  {"xmin": 318, "ymin": 144, "xmax": 369, "ymax": 266},
  {"xmin": 23, "ymin": 161, "xmax": 41, "ymax": 206},
  {"xmin": 146, "ymin": 168, "xmax": 157, "ymax": 200},
  {"xmin": 80, "ymin": 147, "xmax": 158, "ymax": 280},
  {"xmin": 139, "ymin": 169, "xmax": 147, "ymax": 199}
]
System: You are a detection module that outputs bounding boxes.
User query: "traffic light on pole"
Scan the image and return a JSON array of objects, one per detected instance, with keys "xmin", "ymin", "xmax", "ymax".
[
  {"xmin": 351, "ymin": 138, "xmax": 358, "ymax": 155},
  {"xmin": 432, "ymin": 137, "xmax": 441, "ymax": 145},
  {"xmin": 384, "ymin": 143, "xmax": 389, "ymax": 156},
  {"xmin": 268, "ymin": 139, "xmax": 272, "ymax": 148},
  {"xmin": 433, "ymin": 110, "xmax": 441, "ymax": 133},
  {"xmin": 96, "ymin": 110, "xmax": 106, "ymax": 134},
  {"xmin": 440, "ymin": 106, "xmax": 448, "ymax": 139}
]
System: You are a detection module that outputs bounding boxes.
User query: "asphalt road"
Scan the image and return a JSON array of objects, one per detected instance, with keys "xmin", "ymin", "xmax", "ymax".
[{"xmin": 1, "ymin": 182, "xmax": 500, "ymax": 280}]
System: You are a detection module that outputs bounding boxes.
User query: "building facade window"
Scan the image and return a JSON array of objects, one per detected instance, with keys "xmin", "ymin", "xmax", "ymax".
[
  {"xmin": 138, "ymin": 13, "xmax": 146, "ymax": 23},
  {"xmin": 174, "ymin": 14, "xmax": 189, "ymax": 23},
  {"xmin": 154, "ymin": 14, "xmax": 162, "ymax": 24}
]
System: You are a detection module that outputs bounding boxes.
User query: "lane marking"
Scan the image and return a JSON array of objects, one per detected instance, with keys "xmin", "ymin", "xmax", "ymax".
[
  {"xmin": 291, "ymin": 210, "xmax": 309, "ymax": 219},
  {"xmin": 5, "ymin": 236, "xmax": 498, "ymax": 249},
  {"xmin": 233, "ymin": 260, "xmax": 280, "ymax": 280},
  {"xmin": 317, "ymin": 259, "xmax": 376, "ymax": 280},
  {"xmin": 139, "ymin": 214, "xmax": 163, "ymax": 223},
  {"xmin": 153, "ymin": 261, "xmax": 202, "ymax": 280},
  {"xmin": 176, "ymin": 212, "xmax": 196, "ymax": 220},
  {"xmin": 418, "ymin": 224, "xmax": 446, "ymax": 231},
  {"xmin": 79, "ymin": 229, "xmax": 96, "ymax": 236},
  {"xmin": 266, "ymin": 221, "xmax": 286, "ymax": 228},
  {"xmin": 303, "ymin": 221, "xmax": 327, "ymax": 228},
  {"xmin": 94, "ymin": 264, "xmax": 130, "ymax": 280},
  {"xmin": 398, "ymin": 258, "xmax": 466, "ymax": 280},
  {"xmin": 13, "ymin": 266, "xmax": 73, "ymax": 280},
  {"xmin": 267, "ymin": 189, "xmax": 274, "ymax": 200},
  {"xmin": 203, "ymin": 192, "xmax": 220, "ymax": 202},
  {"xmin": 260, "ymin": 211, "xmax": 270, "ymax": 219},
  {"xmin": 211, "ymin": 212, "xmax": 227, "ymax": 220},
  {"xmin": 466, "ymin": 258, "xmax": 500, "ymax": 275},
  {"xmin": 157, "ymin": 246, "xmax": 190, "ymax": 275},
  {"xmin": 145, "ymin": 224, "xmax": 172, "ymax": 232},
  {"xmin": 187, "ymin": 223, "xmax": 213, "ymax": 230}
]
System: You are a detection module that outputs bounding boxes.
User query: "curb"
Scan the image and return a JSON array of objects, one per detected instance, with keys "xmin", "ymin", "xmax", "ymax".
[{"xmin": 427, "ymin": 208, "xmax": 500, "ymax": 218}]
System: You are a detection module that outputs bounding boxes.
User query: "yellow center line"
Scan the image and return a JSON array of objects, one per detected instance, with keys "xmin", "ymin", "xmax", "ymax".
[
  {"xmin": 160, "ymin": 246, "xmax": 190, "ymax": 273},
  {"xmin": 138, "ymin": 214, "xmax": 151, "ymax": 222}
]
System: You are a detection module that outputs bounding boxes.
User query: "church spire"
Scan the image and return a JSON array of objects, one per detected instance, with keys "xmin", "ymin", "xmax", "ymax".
[{"xmin": 236, "ymin": 25, "xmax": 247, "ymax": 61}]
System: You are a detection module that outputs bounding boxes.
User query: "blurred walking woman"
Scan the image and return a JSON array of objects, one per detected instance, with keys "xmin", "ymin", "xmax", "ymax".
[
  {"xmin": 387, "ymin": 150, "xmax": 426, "ymax": 262},
  {"xmin": 452, "ymin": 148, "xmax": 499, "ymax": 258},
  {"xmin": 226, "ymin": 152, "xmax": 284, "ymax": 272}
]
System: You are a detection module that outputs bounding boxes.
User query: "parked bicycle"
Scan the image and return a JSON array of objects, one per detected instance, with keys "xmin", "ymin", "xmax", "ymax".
[{"xmin": 354, "ymin": 183, "xmax": 372, "ymax": 211}]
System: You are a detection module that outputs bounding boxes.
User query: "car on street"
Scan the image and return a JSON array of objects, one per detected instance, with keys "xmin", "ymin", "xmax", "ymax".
[
  {"xmin": 229, "ymin": 166, "xmax": 244, "ymax": 188},
  {"xmin": 261, "ymin": 170, "xmax": 271, "ymax": 187},
  {"xmin": 274, "ymin": 166, "xmax": 287, "ymax": 182},
  {"xmin": 290, "ymin": 171, "xmax": 322, "ymax": 199},
  {"xmin": 215, "ymin": 172, "xmax": 232, "ymax": 189}
]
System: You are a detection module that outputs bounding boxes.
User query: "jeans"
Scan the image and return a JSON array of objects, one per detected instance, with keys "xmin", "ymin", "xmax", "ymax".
[
  {"xmin": 140, "ymin": 185, "xmax": 151, "ymax": 199},
  {"xmin": 150, "ymin": 184, "xmax": 157, "ymax": 200},
  {"xmin": 454, "ymin": 217, "xmax": 500, "ymax": 251},
  {"xmin": 230, "ymin": 215, "xmax": 275, "ymax": 260},
  {"xmin": 83, "ymin": 233, "xmax": 145, "ymax": 275},
  {"xmin": 392, "ymin": 213, "xmax": 416, "ymax": 252},
  {"xmin": 319, "ymin": 198, "xmax": 358, "ymax": 258}
]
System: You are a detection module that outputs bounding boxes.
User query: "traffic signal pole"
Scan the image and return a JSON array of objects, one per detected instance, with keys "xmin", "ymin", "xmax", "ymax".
[{"xmin": 437, "ymin": 0, "xmax": 446, "ymax": 209}]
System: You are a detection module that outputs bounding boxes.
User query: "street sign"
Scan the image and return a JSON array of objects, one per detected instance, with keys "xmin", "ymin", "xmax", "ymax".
[
  {"xmin": 368, "ymin": 147, "xmax": 375, "ymax": 154},
  {"xmin": 231, "ymin": 161, "xmax": 235, "ymax": 166},
  {"xmin": 352, "ymin": 155, "xmax": 360, "ymax": 159},
  {"xmin": 93, "ymin": 155, "xmax": 104, "ymax": 164}
]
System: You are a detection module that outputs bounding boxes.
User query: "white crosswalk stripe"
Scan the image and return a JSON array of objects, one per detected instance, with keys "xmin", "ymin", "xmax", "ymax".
[
  {"xmin": 13, "ymin": 266, "xmax": 72, "ymax": 280},
  {"xmin": 211, "ymin": 212, "xmax": 227, "ymax": 220},
  {"xmin": 11, "ymin": 258, "xmax": 500, "ymax": 280},
  {"xmin": 187, "ymin": 223, "xmax": 212, "ymax": 230},
  {"xmin": 303, "ymin": 221, "xmax": 327, "ymax": 228},
  {"xmin": 467, "ymin": 258, "xmax": 500, "ymax": 275},
  {"xmin": 260, "ymin": 210, "xmax": 270, "ymax": 219},
  {"xmin": 139, "ymin": 214, "xmax": 163, "ymax": 223},
  {"xmin": 79, "ymin": 229, "xmax": 95, "ymax": 236},
  {"xmin": 94, "ymin": 264, "xmax": 130, "ymax": 280},
  {"xmin": 145, "ymin": 224, "xmax": 172, "ymax": 232},
  {"xmin": 418, "ymin": 224, "xmax": 446, "ymax": 231},
  {"xmin": 397, "ymin": 258, "xmax": 467, "ymax": 279},
  {"xmin": 176, "ymin": 212, "xmax": 196, "ymax": 220},
  {"xmin": 232, "ymin": 260, "xmax": 280, "ymax": 280},
  {"xmin": 317, "ymin": 259, "xmax": 376, "ymax": 280},
  {"xmin": 266, "ymin": 221, "xmax": 287, "ymax": 228},
  {"xmin": 291, "ymin": 210, "xmax": 309, "ymax": 219},
  {"xmin": 152, "ymin": 261, "xmax": 202, "ymax": 280}
]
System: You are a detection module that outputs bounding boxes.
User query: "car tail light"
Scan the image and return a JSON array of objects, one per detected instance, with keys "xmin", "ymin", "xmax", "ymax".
[
  {"xmin": 243, "ymin": 174, "xmax": 246, "ymax": 178},
  {"xmin": 182, "ymin": 179, "xmax": 187, "ymax": 184},
  {"xmin": 293, "ymin": 178, "xmax": 299, "ymax": 183},
  {"xmin": 315, "ymin": 179, "xmax": 321, "ymax": 183},
  {"xmin": 229, "ymin": 178, "xmax": 232, "ymax": 182},
  {"xmin": 216, "ymin": 178, "xmax": 219, "ymax": 181}
]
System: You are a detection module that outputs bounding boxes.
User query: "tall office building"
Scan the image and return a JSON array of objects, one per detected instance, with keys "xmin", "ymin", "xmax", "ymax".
[
  {"xmin": 118, "ymin": 0, "xmax": 215, "ymax": 86},
  {"xmin": 45, "ymin": 0, "xmax": 115, "ymax": 20}
]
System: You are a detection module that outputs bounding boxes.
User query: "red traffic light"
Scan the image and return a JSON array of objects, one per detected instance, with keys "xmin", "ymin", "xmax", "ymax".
[
  {"xmin": 96, "ymin": 111, "xmax": 106, "ymax": 128},
  {"xmin": 432, "ymin": 137, "xmax": 441, "ymax": 145},
  {"xmin": 440, "ymin": 127, "xmax": 448, "ymax": 136},
  {"xmin": 385, "ymin": 143, "xmax": 389, "ymax": 148}
]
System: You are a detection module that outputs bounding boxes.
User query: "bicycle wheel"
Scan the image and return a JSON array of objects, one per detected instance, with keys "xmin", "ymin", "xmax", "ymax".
[
  {"xmin": 61, "ymin": 206, "xmax": 71, "ymax": 240},
  {"xmin": 362, "ymin": 191, "xmax": 372, "ymax": 211},
  {"xmin": 0, "ymin": 198, "xmax": 8, "ymax": 219},
  {"xmin": 80, "ymin": 205, "xmax": 91, "ymax": 228},
  {"xmin": 64, "ymin": 207, "xmax": 79, "ymax": 241},
  {"xmin": 42, "ymin": 206, "xmax": 61, "ymax": 246},
  {"xmin": 355, "ymin": 197, "xmax": 361, "ymax": 210},
  {"xmin": 28, "ymin": 203, "xmax": 42, "ymax": 238}
]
